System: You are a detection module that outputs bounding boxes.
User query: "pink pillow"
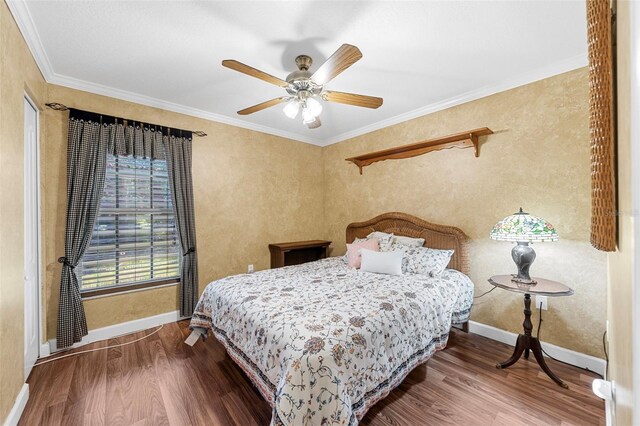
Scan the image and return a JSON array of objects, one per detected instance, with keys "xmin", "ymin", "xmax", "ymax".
[{"xmin": 346, "ymin": 238, "xmax": 380, "ymax": 268}]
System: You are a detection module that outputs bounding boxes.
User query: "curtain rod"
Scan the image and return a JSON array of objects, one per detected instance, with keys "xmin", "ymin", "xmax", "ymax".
[{"xmin": 45, "ymin": 103, "xmax": 207, "ymax": 137}]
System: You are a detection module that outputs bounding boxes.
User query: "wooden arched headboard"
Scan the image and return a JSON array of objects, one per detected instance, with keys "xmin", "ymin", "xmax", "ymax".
[{"xmin": 346, "ymin": 212, "xmax": 470, "ymax": 275}]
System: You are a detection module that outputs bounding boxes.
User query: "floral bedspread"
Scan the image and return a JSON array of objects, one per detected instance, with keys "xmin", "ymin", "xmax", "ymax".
[{"xmin": 190, "ymin": 257, "xmax": 474, "ymax": 425}]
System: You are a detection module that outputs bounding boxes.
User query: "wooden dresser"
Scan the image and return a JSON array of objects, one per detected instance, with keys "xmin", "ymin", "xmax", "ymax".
[{"xmin": 268, "ymin": 240, "xmax": 331, "ymax": 269}]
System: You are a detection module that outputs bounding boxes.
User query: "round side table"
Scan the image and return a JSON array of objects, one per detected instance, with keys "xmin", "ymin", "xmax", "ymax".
[{"xmin": 488, "ymin": 275, "xmax": 574, "ymax": 388}]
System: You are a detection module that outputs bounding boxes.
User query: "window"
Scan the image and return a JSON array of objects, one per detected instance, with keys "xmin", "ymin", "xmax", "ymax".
[{"xmin": 79, "ymin": 154, "xmax": 181, "ymax": 296}]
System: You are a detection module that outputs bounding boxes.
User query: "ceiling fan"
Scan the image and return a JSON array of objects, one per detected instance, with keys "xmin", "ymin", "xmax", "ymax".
[{"xmin": 222, "ymin": 44, "xmax": 383, "ymax": 129}]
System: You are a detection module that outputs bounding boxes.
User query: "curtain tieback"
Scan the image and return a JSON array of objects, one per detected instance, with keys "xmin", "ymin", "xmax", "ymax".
[
  {"xmin": 183, "ymin": 247, "xmax": 195, "ymax": 256},
  {"xmin": 58, "ymin": 257, "xmax": 75, "ymax": 269}
]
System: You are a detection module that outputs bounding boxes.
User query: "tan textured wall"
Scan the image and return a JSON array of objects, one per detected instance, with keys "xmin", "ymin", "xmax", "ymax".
[
  {"xmin": 0, "ymin": 0, "xmax": 47, "ymax": 422},
  {"xmin": 607, "ymin": 1, "xmax": 634, "ymax": 423},
  {"xmin": 43, "ymin": 84, "xmax": 324, "ymax": 339},
  {"xmin": 322, "ymin": 68, "xmax": 607, "ymax": 357}
]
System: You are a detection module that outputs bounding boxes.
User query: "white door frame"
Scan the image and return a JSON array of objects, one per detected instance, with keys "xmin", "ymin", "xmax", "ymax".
[{"xmin": 23, "ymin": 92, "xmax": 44, "ymax": 367}]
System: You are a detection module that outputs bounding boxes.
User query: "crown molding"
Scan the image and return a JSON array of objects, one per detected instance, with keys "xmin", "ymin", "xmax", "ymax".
[
  {"xmin": 7, "ymin": 0, "xmax": 587, "ymax": 148},
  {"xmin": 5, "ymin": 0, "xmax": 324, "ymax": 146},
  {"xmin": 320, "ymin": 53, "xmax": 588, "ymax": 146},
  {"xmin": 47, "ymin": 73, "xmax": 325, "ymax": 146},
  {"xmin": 6, "ymin": 0, "xmax": 55, "ymax": 80}
]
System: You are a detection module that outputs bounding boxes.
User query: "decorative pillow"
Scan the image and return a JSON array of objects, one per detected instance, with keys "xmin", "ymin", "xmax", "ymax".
[
  {"xmin": 386, "ymin": 241, "xmax": 412, "ymax": 253},
  {"xmin": 385, "ymin": 242, "xmax": 410, "ymax": 269},
  {"xmin": 360, "ymin": 249, "xmax": 403, "ymax": 276},
  {"xmin": 392, "ymin": 235, "xmax": 425, "ymax": 248},
  {"xmin": 342, "ymin": 237, "xmax": 365, "ymax": 261},
  {"xmin": 346, "ymin": 238, "xmax": 380, "ymax": 268},
  {"xmin": 365, "ymin": 232, "xmax": 395, "ymax": 251},
  {"xmin": 402, "ymin": 246, "xmax": 454, "ymax": 277}
]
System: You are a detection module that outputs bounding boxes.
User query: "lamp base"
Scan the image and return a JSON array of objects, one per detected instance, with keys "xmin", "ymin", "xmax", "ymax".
[
  {"xmin": 511, "ymin": 274, "xmax": 538, "ymax": 286},
  {"xmin": 511, "ymin": 242, "xmax": 536, "ymax": 284}
]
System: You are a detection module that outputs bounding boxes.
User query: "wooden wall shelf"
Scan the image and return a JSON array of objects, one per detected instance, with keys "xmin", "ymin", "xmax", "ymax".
[{"xmin": 345, "ymin": 127, "xmax": 494, "ymax": 174}]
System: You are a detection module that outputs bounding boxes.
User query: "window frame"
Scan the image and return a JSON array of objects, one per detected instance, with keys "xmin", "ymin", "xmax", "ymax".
[{"xmin": 79, "ymin": 153, "xmax": 181, "ymax": 298}]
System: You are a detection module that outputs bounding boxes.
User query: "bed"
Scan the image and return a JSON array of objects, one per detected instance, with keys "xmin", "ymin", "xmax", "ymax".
[{"xmin": 190, "ymin": 212, "xmax": 474, "ymax": 425}]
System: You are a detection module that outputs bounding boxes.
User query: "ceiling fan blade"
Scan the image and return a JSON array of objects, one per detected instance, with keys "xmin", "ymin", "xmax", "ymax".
[
  {"xmin": 323, "ymin": 91, "xmax": 383, "ymax": 109},
  {"xmin": 237, "ymin": 97, "xmax": 289, "ymax": 115},
  {"xmin": 306, "ymin": 117, "xmax": 321, "ymax": 129},
  {"xmin": 222, "ymin": 60, "xmax": 289, "ymax": 88},
  {"xmin": 311, "ymin": 44, "xmax": 362, "ymax": 85}
]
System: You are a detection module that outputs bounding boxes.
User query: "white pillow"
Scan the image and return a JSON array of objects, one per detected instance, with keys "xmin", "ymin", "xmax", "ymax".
[
  {"xmin": 392, "ymin": 235, "xmax": 425, "ymax": 248},
  {"xmin": 360, "ymin": 249, "xmax": 403, "ymax": 276},
  {"xmin": 365, "ymin": 232, "xmax": 394, "ymax": 251},
  {"xmin": 403, "ymin": 246, "xmax": 454, "ymax": 277}
]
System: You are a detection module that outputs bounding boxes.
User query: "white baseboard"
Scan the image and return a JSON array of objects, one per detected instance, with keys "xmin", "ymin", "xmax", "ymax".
[
  {"xmin": 3, "ymin": 384, "xmax": 28, "ymax": 426},
  {"xmin": 468, "ymin": 320, "xmax": 606, "ymax": 377},
  {"xmin": 47, "ymin": 310, "xmax": 182, "ymax": 353}
]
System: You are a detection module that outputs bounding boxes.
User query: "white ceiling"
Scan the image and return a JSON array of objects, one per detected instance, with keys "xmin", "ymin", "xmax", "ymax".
[{"xmin": 11, "ymin": 1, "xmax": 588, "ymax": 146}]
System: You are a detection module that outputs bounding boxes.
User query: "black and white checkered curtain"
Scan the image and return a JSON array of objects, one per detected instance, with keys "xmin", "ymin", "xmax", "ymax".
[
  {"xmin": 109, "ymin": 123, "xmax": 166, "ymax": 160},
  {"xmin": 57, "ymin": 118, "xmax": 109, "ymax": 348},
  {"xmin": 163, "ymin": 135, "xmax": 198, "ymax": 316},
  {"xmin": 57, "ymin": 113, "xmax": 198, "ymax": 347}
]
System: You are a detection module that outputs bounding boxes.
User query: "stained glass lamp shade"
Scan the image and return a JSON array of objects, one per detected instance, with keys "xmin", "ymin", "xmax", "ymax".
[{"xmin": 490, "ymin": 208, "xmax": 558, "ymax": 283}]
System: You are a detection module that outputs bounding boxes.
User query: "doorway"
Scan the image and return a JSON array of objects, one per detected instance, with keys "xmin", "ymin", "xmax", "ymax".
[{"xmin": 23, "ymin": 95, "xmax": 40, "ymax": 380}]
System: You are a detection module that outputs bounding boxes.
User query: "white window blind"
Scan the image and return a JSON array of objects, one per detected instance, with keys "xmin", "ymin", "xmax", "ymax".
[{"xmin": 79, "ymin": 154, "xmax": 180, "ymax": 291}]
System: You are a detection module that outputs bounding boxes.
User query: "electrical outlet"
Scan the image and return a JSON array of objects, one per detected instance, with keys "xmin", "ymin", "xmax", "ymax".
[
  {"xmin": 247, "ymin": 264, "xmax": 254, "ymax": 273},
  {"xmin": 535, "ymin": 295, "xmax": 548, "ymax": 310}
]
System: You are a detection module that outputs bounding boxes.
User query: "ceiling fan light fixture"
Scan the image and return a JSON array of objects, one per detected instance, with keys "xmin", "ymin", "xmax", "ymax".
[
  {"xmin": 283, "ymin": 99, "xmax": 300, "ymax": 119},
  {"xmin": 306, "ymin": 117, "xmax": 321, "ymax": 129},
  {"xmin": 302, "ymin": 107, "xmax": 316, "ymax": 124},
  {"xmin": 305, "ymin": 97, "xmax": 323, "ymax": 118},
  {"xmin": 223, "ymin": 44, "xmax": 382, "ymax": 131}
]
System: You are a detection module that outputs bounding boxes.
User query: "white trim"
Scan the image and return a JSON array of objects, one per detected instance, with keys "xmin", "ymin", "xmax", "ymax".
[
  {"xmin": 606, "ymin": 383, "xmax": 614, "ymax": 426},
  {"xmin": 47, "ymin": 310, "xmax": 182, "ymax": 353},
  {"xmin": 3, "ymin": 384, "xmax": 29, "ymax": 426},
  {"xmin": 36, "ymin": 104, "xmax": 45, "ymax": 359},
  {"xmin": 4, "ymin": 0, "xmax": 323, "ymax": 146},
  {"xmin": 25, "ymin": 92, "xmax": 47, "ymax": 361},
  {"xmin": 4, "ymin": 0, "xmax": 53, "ymax": 81},
  {"xmin": 45, "ymin": 55, "xmax": 588, "ymax": 148},
  {"xmin": 6, "ymin": 0, "xmax": 587, "ymax": 147},
  {"xmin": 46, "ymin": 73, "xmax": 325, "ymax": 147},
  {"xmin": 630, "ymin": 0, "xmax": 640, "ymax": 423},
  {"xmin": 321, "ymin": 53, "xmax": 588, "ymax": 146},
  {"xmin": 39, "ymin": 343, "xmax": 50, "ymax": 358},
  {"xmin": 468, "ymin": 320, "xmax": 606, "ymax": 377},
  {"xmin": 22, "ymin": 93, "xmax": 42, "ymax": 379}
]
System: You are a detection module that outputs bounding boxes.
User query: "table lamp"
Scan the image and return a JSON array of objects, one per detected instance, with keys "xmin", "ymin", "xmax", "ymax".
[{"xmin": 490, "ymin": 208, "xmax": 558, "ymax": 284}]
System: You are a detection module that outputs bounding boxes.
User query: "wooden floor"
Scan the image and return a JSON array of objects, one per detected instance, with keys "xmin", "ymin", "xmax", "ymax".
[{"xmin": 20, "ymin": 321, "xmax": 604, "ymax": 426}]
